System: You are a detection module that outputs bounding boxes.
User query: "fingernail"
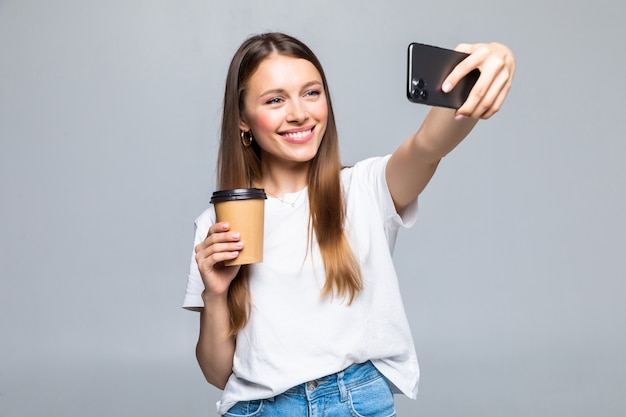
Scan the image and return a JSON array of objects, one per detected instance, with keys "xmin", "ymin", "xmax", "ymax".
[
  {"xmin": 455, "ymin": 114, "xmax": 468, "ymax": 121},
  {"xmin": 231, "ymin": 232, "xmax": 240, "ymax": 239},
  {"xmin": 442, "ymin": 82, "xmax": 452, "ymax": 93}
]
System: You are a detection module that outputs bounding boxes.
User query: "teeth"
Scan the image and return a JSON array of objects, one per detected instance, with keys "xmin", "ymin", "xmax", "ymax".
[{"xmin": 283, "ymin": 129, "xmax": 311, "ymax": 139}]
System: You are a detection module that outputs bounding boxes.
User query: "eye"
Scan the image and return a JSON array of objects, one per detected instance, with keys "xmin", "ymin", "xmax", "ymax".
[
  {"xmin": 265, "ymin": 97, "xmax": 283, "ymax": 105},
  {"xmin": 305, "ymin": 89, "xmax": 321, "ymax": 98}
]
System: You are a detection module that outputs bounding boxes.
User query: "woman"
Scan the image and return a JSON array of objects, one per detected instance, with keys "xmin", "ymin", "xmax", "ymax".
[{"xmin": 184, "ymin": 32, "xmax": 515, "ymax": 416}]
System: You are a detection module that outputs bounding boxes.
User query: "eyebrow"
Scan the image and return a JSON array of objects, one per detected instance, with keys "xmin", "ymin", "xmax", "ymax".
[{"xmin": 259, "ymin": 80, "xmax": 323, "ymax": 97}]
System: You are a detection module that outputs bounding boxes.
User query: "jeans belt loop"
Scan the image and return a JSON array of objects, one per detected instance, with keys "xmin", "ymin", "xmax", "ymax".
[{"xmin": 337, "ymin": 370, "xmax": 348, "ymax": 402}]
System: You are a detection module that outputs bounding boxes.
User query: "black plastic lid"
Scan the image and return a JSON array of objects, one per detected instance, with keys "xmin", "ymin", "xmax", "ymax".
[{"xmin": 210, "ymin": 188, "xmax": 267, "ymax": 203}]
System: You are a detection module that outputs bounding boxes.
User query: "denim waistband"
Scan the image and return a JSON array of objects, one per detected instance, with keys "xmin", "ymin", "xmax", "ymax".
[{"xmin": 281, "ymin": 361, "xmax": 382, "ymax": 401}]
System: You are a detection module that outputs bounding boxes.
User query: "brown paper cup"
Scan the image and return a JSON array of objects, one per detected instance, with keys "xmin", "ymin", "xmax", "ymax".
[{"xmin": 210, "ymin": 188, "xmax": 267, "ymax": 266}]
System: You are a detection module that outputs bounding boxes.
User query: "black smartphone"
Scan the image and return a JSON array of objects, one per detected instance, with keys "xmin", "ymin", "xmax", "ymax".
[{"xmin": 407, "ymin": 42, "xmax": 480, "ymax": 109}]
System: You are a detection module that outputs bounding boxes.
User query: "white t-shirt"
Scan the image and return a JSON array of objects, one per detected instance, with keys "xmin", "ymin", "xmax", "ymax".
[{"xmin": 183, "ymin": 155, "xmax": 420, "ymax": 415}]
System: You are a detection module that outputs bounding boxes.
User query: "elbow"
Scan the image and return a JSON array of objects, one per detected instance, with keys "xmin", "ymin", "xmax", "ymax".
[
  {"xmin": 195, "ymin": 345, "xmax": 232, "ymax": 391},
  {"xmin": 411, "ymin": 132, "xmax": 446, "ymax": 164},
  {"xmin": 198, "ymin": 362, "xmax": 231, "ymax": 391},
  {"xmin": 208, "ymin": 377, "xmax": 228, "ymax": 391}
]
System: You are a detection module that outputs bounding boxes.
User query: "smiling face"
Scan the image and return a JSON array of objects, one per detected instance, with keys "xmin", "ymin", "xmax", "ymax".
[{"xmin": 239, "ymin": 54, "xmax": 329, "ymax": 170}]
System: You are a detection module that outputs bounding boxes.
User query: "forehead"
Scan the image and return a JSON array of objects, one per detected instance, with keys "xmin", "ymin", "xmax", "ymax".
[{"xmin": 246, "ymin": 54, "xmax": 322, "ymax": 91}]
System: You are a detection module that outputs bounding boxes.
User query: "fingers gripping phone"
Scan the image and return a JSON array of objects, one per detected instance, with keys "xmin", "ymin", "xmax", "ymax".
[{"xmin": 407, "ymin": 42, "xmax": 480, "ymax": 109}]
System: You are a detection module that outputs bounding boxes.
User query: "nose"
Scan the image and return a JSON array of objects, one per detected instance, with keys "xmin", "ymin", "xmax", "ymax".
[{"xmin": 287, "ymin": 99, "xmax": 308, "ymax": 123}]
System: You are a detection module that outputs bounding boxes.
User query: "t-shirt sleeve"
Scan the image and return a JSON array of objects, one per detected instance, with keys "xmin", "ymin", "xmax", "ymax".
[
  {"xmin": 342, "ymin": 155, "xmax": 418, "ymax": 254},
  {"xmin": 351, "ymin": 154, "xmax": 418, "ymax": 229},
  {"xmin": 182, "ymin": 208, "xmax": 215, "ymax": 310},
  {"xmin": 378, "ymin": 155, "xmax": 418, "ymax": 229}
]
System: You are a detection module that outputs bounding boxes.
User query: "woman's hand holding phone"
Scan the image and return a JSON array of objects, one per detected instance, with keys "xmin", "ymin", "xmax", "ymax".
[
  {"xmin": 444, "ymin": 42, "xmax": 516, "ymax": 119},
  {"xmin": 407, "ymin": 42, "xmax": 515, "ymax": 119}
]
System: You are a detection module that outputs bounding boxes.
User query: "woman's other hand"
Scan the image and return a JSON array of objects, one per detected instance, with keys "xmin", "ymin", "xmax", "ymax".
[{"xmin": 194, "ymin": 222, "xmax": 242, "ymax": 297}]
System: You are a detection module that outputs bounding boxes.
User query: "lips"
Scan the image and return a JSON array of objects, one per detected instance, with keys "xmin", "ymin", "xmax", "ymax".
[{"xmin": 280, "ymin": 127, "xmax": 315, "ymax": 143}]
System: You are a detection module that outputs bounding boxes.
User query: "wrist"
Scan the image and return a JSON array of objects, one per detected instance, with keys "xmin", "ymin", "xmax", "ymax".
[{"xmin": 201, "ymin": 289, "xmax": 229, "ymax": 306}]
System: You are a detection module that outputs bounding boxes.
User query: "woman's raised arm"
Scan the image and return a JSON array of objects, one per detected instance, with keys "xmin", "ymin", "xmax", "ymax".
[{"xmin": 386, "ymin": 42, "xmax": 516, "ymax": 212}]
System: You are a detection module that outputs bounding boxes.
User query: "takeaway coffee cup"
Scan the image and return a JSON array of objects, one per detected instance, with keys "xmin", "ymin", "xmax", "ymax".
[{"xmin": 210, "ymin": 188, "xmax": 267, "ymax": 266}]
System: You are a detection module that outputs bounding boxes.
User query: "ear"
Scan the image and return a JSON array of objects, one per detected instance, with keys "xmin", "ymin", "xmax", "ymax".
[{"xmin": 239, "ymin": 118, "xmax": 250, "ymax": 132}]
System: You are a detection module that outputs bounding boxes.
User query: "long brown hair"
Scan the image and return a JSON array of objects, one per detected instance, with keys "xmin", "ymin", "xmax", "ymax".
[{"xmin": 218, "ymin": 32, "xmax": 362, "ymax": 336}]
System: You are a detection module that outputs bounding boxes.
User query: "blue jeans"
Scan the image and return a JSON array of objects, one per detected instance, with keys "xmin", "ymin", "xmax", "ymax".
[{"xmin": 223, "ymin": 361, "xmax": 396, "ymax": 417}]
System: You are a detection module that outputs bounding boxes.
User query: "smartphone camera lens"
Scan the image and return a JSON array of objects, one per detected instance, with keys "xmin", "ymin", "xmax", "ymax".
[
  {"xmin": 420, "ymin": 90, "xmax": 428, "ymax": 100},
  {"xmin": 411, "ymin": 78, "xmax": 426, "ymax": 89}
]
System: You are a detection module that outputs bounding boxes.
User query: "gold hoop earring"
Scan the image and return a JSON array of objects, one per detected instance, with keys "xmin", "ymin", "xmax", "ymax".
[{"xmin": 241, "ymin": 130, "xmax": 253, "ymax": 147}]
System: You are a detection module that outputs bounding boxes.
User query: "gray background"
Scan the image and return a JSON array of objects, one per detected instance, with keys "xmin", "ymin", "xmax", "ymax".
[{"xmin": 1, "ymin": 0, "xmax": 624, "ymax": 416}]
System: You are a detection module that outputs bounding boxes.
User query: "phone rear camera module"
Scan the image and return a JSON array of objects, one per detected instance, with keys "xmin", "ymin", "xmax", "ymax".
[{"xmin": 410, "ymin": 78, "xmax": 428, "ymax": 101}]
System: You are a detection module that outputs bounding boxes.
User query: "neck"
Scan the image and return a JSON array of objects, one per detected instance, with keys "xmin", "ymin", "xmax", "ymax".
[{"xmin": 258, "ymin": 159, "xmax": 309, "ymax": 196}]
